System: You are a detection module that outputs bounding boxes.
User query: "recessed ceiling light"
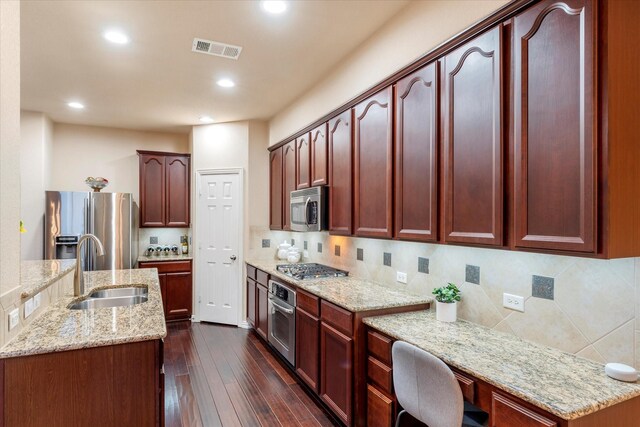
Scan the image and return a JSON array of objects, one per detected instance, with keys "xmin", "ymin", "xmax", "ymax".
[
  {"xmin": 262, "ymin": 1, "xmax": 287, "ymax": 14},
  {"xmin": 217, "ymin": 78, "xmax": 235, "ymax": 88},
  {"xmin": 67, "ymin": 101, "xmax": 85, "ymax": 109},
  {"xmin": 103, "ymin": 30, "xmax": 130, "ymax": 45},
  {"xmin": 199, "ymin": 116, "xmax": 214, "ymax": 124}
]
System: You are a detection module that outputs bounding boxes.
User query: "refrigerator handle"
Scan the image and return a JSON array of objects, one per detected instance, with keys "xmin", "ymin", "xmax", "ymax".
[{"xmin": 84, "ymin": 196, "xmax": 93, "ymax": 271}]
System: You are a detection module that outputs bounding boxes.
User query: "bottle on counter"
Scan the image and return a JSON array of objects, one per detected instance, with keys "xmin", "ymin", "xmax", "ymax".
[{"xmin": 181, "ymin": 235, "xmax": 189, "ymax": 255}]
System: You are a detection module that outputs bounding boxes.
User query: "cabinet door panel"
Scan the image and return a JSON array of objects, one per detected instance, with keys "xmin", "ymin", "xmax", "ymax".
[
  {"xmin": 328, "ymin": 111, "xmax": 353, "ymax": 235},
  {"xmin": 395, "ymin": 63, "xmax": 438, "ymax": 242},
  {"xmin": 246, "ymin": 278, "xmax": 256, "ymax": 327},
  {"xmin": 320, "ymin": 322, "xmax": 353, "ymax": 425},
  {"xmin": 256, "ymin": 284, "xmax": 268, "ymax": 340},
  {"xmin": 492, "ymin": 392, "xmax": 557, "ymax": 427},
  {"xmin": 165, "ymin": 271, "xmax": 192, "ymax": 321},
  {"xmin": 311, "ymin": 123, "xmax": 328, "ymax": 186},
  {"xmin": 367, "ymin": 385, "xmax": 395, "ymax": 427},
  {"xmin": 139, "ymin": 154, "xmax": 166, "ymax": 227},
  {"xmin": 354, "ymin": 88, "xmax": 393, "ymax": 238},
  {"xmin": 296, "ymin": 132, "xmax": 311, "ymax": 189},
  {"xmin": 296, "ymin": 308, "xmax": 320, "ymax": 392},
  {"xmin": 443, "ymin": 27, "xmax": 503, "ymax": 246},
  {"xmin": 159, "ymin": 273, "xmax": 167, "ymax": 316},
  {"xmin": 165, "ymin": 155, "xmax": 190, "ymax": 227},
  {"xmin": 269, "ymin": 147, "xmax": 284, "ymax": 230},
  {"xmin": 282, "ymin": 141, "xmax": 297, "ymax": 230},
  {"xmin": 513, "ymin": 0, "xmax": 595, "ymax": 252}
]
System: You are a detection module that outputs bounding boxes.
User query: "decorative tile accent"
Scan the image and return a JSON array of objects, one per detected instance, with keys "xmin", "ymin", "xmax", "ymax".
[
  {"xmin": 466, "ymin": 265, "xmax": 480, "ymax": 285},
  {"xmin": 418, "ymin": 257, "xmax": 429, "ymax": 274},
  {"xmin": 304, "ymin": 240, "xmax": 308, "ymax": 250},
  {"xmin": 335, "ymin": 245, "xmax": 341, "ymax": 257},
  {"xmin": 261, "ymin": 239, "xmax": 270, "ymax": 248},
  {"xmin": 383, "ymin": 252, "xmax": 392, "ymax": 267},
  {"xmin": 357, "ymin": 248, "xmax": 364, "ymax": 261},
  {"xmin": 290, "ymin": 238, "xmax": 295, "ymax": 246},
  {"xmin": 532, "ymin": 275, "xmax": 554, "ymax": 300},
  {"xmin": 317, "ymin": 243, "xmax": 322, "ymax": 253},
  {"xmin": 150, "ymin": 236, "xmax": 158, "ymax": 244}
]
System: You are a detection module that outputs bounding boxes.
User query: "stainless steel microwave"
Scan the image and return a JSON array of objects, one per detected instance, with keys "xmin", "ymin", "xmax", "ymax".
[{"xmin": 290, "ymin": 187, "xmax": 327, "ymax": 232}]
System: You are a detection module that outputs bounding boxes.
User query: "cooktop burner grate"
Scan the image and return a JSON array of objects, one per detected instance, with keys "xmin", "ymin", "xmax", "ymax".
[{"xmin": 276, "ymin": 263, "xmax": 348, "ymax": 280}]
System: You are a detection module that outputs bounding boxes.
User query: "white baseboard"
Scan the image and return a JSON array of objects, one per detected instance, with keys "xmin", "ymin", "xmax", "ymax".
[{"xmin": 238, "ymin": 320, "xmax": 251, "ymax": 329}]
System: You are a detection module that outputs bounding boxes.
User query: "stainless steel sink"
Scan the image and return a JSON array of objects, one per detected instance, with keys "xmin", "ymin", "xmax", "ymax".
[
  {"xmin": 88, "ymin": 286, "xmax": 148, "ymax": 299},
  {"xmin": 68, "ymin": 295, "xmax": 148, "ymax": 310}
]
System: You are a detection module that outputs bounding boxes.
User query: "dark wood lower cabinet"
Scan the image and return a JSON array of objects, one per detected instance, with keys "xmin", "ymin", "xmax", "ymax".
[
  {"xmin": 367, "ymin": 385, "xmax": 395, "ymax": 427},
  {"xmin": 246, "ymin": 278, "xmax": 256, "ymax": 327},
  {"xmin": 256, "ymin": 283, "xmax": 268, "ymax": 340},
  {"xmin": 296, "ymin": 307, "xmax": 320, "ymax": 392},
  {"xmin": 320, "ymin": 321, "xmax": 353, "ymax": 426},
  {"xmin": 492, "ymin": 392, "xmax": 556, "ymax": 427},
  {"xmin": 0, "ymin": 340, "xmax": 163, "ymax": 427},
  {"xmin": 138, "ymin": 260, "xmax": 193, "ymax": 322}
]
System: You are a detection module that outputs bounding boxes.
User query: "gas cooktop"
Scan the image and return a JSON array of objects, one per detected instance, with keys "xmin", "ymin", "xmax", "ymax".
[{"xmin": 276, "ymin": 263, "xmax": 348, "ymax": 280}]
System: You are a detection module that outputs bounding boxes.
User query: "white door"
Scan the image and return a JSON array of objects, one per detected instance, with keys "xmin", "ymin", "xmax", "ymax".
[{"xmin": 197, "ymin": 171, "xmax": 241, "ymax": 325}]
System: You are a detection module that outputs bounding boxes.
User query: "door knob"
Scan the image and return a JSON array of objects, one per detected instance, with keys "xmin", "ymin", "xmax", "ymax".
[{"xmin": 230, "ymin": 255, "xmax": 237, "ymax": 261}]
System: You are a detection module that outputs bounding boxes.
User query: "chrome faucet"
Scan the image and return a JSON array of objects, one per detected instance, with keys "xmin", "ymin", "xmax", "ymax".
[{"xmin": 74, "ymin": 234, "xmax": 105, "ymax": 296}]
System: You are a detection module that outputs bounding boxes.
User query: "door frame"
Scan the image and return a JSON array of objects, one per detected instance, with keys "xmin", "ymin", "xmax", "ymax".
[{"xmin": 193, "ymin": 168, "xmax": 245, "ymax": 326}]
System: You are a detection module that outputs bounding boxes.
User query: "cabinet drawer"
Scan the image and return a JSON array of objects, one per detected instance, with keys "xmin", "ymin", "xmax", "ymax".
[
  {"xmin": 367, "ymin": 330, "xmax": 393, "ymax": 366},
  {"xmin": 256, "ymin": 269, "xmax": 269, "ymax": 287},
  {"xmin": 321, "ymin": 300, "xmax": 353, "ymax": 336},
  {"xmin": 297, "ymin": 290, "xmax": 320, "ymax": 317},
  {"xmin": 492, "ymin": 392, "xmax": 557, "ymax": 427},
  {"xmin": 367, "ymin": 356, "xmax": 393, "ymax": 394},
  {"xmin": 452, "ymin": 369, "xmax": 475, "ymax": 404},
  {"xmin": 139, "ymin": 260, "xmax": 191, "ymax": 274},
  {"xmin": 367, "ymin": 385, "xmax": 395, "ymax": 427},
  {"xmin": 246, "ymin": 264, "xmax": 257, "ymax": 281}
]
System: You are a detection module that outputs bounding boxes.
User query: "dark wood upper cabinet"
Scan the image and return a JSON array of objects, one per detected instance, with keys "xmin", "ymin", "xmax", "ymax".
[
  {"xmin": 282, "ymin": 141, "xmax": 297, "ymax": 230},
  {"xmin": 138, "ymin": 151, "xmax": 190, "ymax": 228},
  {"xmin": 328, "ymin": 111, "xmax": 353, "ymax": 235},
  {"xmin": 311, "ymin": 123, "xmax": 329, "ymax": 186},
  {"xmin": 394, "ymin": 63, "xmax": 439, "ymax": 242},
  {"xmin": 442, "ymin": 26, "xmax": 503, "ymax": 246},
  {"xmin": 269, "ymin": 147, "xmax": 284, "ymax": 230},
  {"xmin": 296, "ymin": 132, "xmax": 311, "ymax": 189},
  {"xmin": 512, "ymin": 0, "xmax": 595, "ymax": 253},
  {"xmin": 165, "ymin": 156, "xmax": 190, "ymax": 227},
  {"xmin": 354, "ymin": 87, "xmax": 393, "ymax": 238},
  {"xmin": 139, "ymin": 153, "xmax": 166, "ymax": 227}
]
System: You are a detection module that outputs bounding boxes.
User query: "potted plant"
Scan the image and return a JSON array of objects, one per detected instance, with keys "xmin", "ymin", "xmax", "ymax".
[{"xmin": 432, "ymin": 283, "xmax": 461, "ymax": 322}]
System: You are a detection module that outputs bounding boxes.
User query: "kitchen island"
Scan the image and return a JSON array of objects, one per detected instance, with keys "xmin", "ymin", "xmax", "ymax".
[{"xmin": 0, "ymin": 268, "xmax": 166, "ymax": 427}]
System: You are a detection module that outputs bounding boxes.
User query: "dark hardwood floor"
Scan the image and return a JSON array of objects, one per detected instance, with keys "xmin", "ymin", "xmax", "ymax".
[{"xmin": 164, "ymin": 321, "xmax": 337, "ymax": 427}]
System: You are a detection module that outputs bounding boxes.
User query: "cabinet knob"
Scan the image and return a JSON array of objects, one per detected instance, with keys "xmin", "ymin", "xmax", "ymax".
[{"xmin": 230, "ymin": 255, "xmax": 237, "ymax": 261}]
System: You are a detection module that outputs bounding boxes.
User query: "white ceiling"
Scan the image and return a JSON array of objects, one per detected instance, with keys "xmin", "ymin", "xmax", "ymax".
[{"xmin": 20, "ymin": 0, "xmax": 410, "ymax": 134}]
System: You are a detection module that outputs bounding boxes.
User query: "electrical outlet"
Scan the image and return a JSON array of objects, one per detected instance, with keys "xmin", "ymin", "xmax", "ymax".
[
  {"xmin": 302, "ymin": 250, "xmax": 309, "ymax": 259},
  {"xmin": 8, "ymin": 309, "xmax": 19, "ymax": 331},
  {"xmin": 503, "ymin": 293, "xmax": 525, "ymax": 312},
  {"xmin": 24, "ymin": 298, "xmax": 35, "ymax": 318},
  {"xmin": 34, "ymin": 292, "xmax": 42, "ymax": 309},
  {"xmin": 396, "ymin": 271, "xmax": 408, "ymax": 284}
]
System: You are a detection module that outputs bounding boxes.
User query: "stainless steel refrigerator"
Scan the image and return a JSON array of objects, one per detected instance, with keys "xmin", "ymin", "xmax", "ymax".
[{"xmin": 44, "ymin": 191, "xmax": 138, "ymax": 270}]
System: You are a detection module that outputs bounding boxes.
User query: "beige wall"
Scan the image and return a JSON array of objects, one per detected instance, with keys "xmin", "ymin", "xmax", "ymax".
[
  {"xmin": 0, "ymin": 1, "xmax": 22, "ymax": 295},
  {"xmin": 51, "ymin": 123, "xmax": 189, "ymax": 203},
  {"xmin": 268, "ymin": 0, "xmax": 508, "ymax": 145},
  {"xmin": 20, "ymin": 111, "xmax": 53, "ymax": 260},
  {"xmin": 248, "ymin": 121, "xmax": 270, "ymax": 228}
]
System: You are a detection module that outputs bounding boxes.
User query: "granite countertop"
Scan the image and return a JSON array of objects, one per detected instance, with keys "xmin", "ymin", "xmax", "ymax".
[
  {"xmin": 20, "ymin": 259, "xmax": 77, "ymax": 299},
  {"xmin": 138, "ymin": 254, "xmax": 193, "ymax": 262},
  {"xmin": 246, "ymin": 259, "xmax": 432, "ymax": 312},
  {"xmin": 363, "ymin": 311, "xmax": 640, "ymax": 420},
  {"xmin": 0, "ymin": 269, "xmax": 167, "ymax": 359}
]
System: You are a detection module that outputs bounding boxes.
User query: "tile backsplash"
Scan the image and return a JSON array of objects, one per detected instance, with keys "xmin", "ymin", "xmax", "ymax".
[{"xmin": 249, "ymin": 226, "xmax": 640, "ymax": 369}]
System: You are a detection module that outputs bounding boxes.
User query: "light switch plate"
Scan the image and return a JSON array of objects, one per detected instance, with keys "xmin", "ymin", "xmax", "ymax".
[
  {"xmin": 24, "ymin": 298, "xmax": 34, "ymax": 318},
  {"xmin": 8, "ymin": 309, "xmax": 19, "ymax": 331},
  {"xmin": 396, "ymin": 271, "xmax": 408, "ymax": 284},
  {"xmin": 503, "ymin": 293, "xmax": 525, "ymax": 312}
]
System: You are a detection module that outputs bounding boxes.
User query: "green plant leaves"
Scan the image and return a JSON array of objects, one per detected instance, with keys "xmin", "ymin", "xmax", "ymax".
[{"xmin": 432, "ymin": 282, "xmax": 461, "ymax": 303}]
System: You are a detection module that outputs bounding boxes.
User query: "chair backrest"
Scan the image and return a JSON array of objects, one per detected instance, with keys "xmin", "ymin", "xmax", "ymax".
[{"xmin": 392, "ymin": 341, "xmax": 464, "ymax": 427}]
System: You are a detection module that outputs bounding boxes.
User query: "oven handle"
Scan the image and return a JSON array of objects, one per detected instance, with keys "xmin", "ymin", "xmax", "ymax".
[
  {"xmin": 271, "ymin": 301, "xmax": 294, "ymax": 315},
  {"xmin": 304, "ymin": 197, "xmax": 311, "ymax": 227}
]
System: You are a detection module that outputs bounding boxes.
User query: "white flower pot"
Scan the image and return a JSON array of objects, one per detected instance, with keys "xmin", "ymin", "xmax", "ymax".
[{"xmin": 436, "ymin": 301, "xmax": 457, "ymax": 322}]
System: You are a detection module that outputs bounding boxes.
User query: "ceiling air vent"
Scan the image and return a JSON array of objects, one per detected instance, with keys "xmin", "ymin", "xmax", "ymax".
[{"xmin": 192, "ymin": 38, "xmax": 243, "ymax": 60}]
